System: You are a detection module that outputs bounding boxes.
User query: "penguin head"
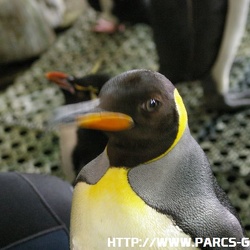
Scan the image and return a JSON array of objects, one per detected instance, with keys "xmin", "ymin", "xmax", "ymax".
[
  {"xmin": 76, "ymin": 69, "xmax": 188, "ymax": 167},
  {"xmin": 46, "ymin": 71, "xmax": 110, "ymax": 103}
]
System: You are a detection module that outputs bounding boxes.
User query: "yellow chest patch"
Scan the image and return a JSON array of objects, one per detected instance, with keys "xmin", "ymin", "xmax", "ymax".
[{"xmin": 70, "ymin": 168, "xmax": 196, "ymax": 250}]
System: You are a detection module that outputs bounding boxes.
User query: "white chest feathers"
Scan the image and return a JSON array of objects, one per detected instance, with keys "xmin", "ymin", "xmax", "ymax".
[{"xmin": 70, "ymin": 168, "xmax": 197, "ymax": 250}]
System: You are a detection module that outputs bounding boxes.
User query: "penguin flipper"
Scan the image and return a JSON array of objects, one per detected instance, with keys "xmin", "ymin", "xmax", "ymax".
[
  {"xmin": 128, "ymin": 129, "xmax": 247, "ymax": 244},
  {"xmin": 212, "ymin": 174, "xmax": 241, "ymax": 222}
]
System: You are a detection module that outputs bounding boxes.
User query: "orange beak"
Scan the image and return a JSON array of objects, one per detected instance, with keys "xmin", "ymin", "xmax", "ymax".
[
  {"xmin": 45, "ymin": 71, "xmax": 75, "ymax": 94},
  {"xmin": 76, "ymin": 112, "xmax": 134, "ymax": 131}
]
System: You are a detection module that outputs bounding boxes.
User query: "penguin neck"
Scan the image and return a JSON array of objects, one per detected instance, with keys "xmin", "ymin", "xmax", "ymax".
[{"xmin": 107, "ymin": 135, "xmax": 176, "ymax": 168}]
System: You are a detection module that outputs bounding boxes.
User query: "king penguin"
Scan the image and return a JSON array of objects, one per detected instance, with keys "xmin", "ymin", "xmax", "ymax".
[{"xmin": 69, "ymin": 69, "xmax": 247, "ymax": 250}]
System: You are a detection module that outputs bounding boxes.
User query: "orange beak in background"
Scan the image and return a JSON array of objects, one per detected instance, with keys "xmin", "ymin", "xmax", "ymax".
[{"xmin": 45, "ymin": 71, "xmax": 75, "ymax": 94}]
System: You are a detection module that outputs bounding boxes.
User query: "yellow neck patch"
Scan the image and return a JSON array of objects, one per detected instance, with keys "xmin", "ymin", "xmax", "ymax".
[
  {"xmin": 146, "ymin": 88, "xmax": 188, "ymax": 163},
  {"xmin": 80, "ymin": 167, "xmax": 145, "ymax": 210},
  {"xmin": 172, "ymin": 88, "xmax": 188, "ymax": 150}
]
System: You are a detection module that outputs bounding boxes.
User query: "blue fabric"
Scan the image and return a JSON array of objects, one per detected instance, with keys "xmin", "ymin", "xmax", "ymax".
[
  {"xmin": 7, "ymin": 229, "xmax": 69, "ymax": 250},
  {"xmin": 0, "ymin": 172, "xmax": 72, "ymax": 249}
]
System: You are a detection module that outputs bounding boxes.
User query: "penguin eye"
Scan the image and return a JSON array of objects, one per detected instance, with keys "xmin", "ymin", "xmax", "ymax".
[{"xmin": 141, "ymin": 99, "xmax": 160, "ymax": 112}]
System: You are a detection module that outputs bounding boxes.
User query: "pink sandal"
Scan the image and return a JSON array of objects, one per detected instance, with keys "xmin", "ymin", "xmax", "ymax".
[{"xmin": 92, "ymin": 18, "xmax": 125, "ymax": 34}]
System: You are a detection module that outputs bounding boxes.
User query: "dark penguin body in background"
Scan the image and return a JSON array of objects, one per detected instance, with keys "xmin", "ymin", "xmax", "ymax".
[
  {"xmin": 151, "ymin": 0, "xmax": 227, "ymax": 84},
  {"xmin": 150, "ymin": 0, "xmax": 250, "ymax": 110},
  {"xmin": 88, "ymin": 0, "xmax": 250, "ymax": 110},
  {"xmin": 72, "ymin": 128, "xmax": 107, "ymax": 178},
  {"xmin": 88, "ymin": 0, "xmax": 150, "ymax": 25},
  {"xmin": 46, "ymin": 72, "xmax": 109, "ymax": 180},
  {"xmin": 66, "ymin": 70, "xmax": 248, "ymax": 249}
]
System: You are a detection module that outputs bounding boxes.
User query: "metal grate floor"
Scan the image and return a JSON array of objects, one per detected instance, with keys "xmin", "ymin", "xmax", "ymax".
[{"xmin": 0, "ymin": 7, "xmax": 249, "ymax": 235}]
